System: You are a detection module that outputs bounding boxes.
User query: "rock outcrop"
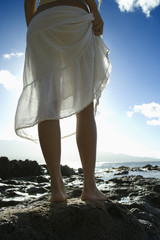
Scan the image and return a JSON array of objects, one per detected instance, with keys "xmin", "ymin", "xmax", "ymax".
[
  {"xmin": 0, "ymin": 158, "xmax": 160, "ymax": 240},
  {"xmin": 0, "ymin": 157, "xmax": 42, "ymax": 179},
  {"xmin": 0, "ymin": 175, "xmax": 160, "ymax": 240},
  {"xmin": 0, "ymin": 195, "xmax": 156, "ymax": 240}
]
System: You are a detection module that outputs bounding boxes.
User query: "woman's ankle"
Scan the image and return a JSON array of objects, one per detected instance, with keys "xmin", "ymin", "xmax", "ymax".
[
  {"xmin": 51, "ymin": 176, "xmax": 64, "ymax": 190},
  {"xmin": 50, "ymin": 178, "xmax": 67, "ymax": 202},
  {"xmin": 83, "ymin": 181, "xmax": 97, "ymax": 192}
]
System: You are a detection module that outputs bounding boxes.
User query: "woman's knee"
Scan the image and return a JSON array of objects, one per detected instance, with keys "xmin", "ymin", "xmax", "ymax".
[
  {"xmin": 76, "ymin": 102, "xmax": 94, "ymax": 120},
  {"xmin": 38, "ymin": 119, "xmax": 60, "ymax": 129}
]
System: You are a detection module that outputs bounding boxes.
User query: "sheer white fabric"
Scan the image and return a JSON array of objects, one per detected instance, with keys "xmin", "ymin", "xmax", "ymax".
[{"xmin": 15, "ymin": 6, "xmax": 111, "ymax": 141}]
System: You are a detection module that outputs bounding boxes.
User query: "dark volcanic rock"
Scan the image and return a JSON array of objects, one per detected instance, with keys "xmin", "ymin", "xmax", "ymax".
[
  {"xmin": 0, "ymin": 200, "xmax": 22, "ymax": 208},
  {"xmin": 0, "ymin": 157, "xmax": 10, "ymax": 179},
  {"xmin": 0, "ymin": 159, "xmax": 160, "ymax": 239},
  {"xmin": 107, "ymin": 175, "xmax": 160, "ymax": 204},
  {"xmin": 0, "ymin": 196, "xmax": 154, "ymax": 240},
  {"xmin": 114, "ymin": 170, "xmax": 129, "ymax": 175},
  {"xmin": 61, "ymin": 165, "xmax": 75, "ymax": 177},
  {"xmin": 78, "ymin": 168, "xmax": 83, "ymax": 174},
  {"xmin": 143, "ymin": 164, "xmax": 160, "ymax": 171},
  {"xmin": 0, "ymin": 157, "xmax": 42, "ymax": 179},
  {"xmin": 27, "ymin": 186, "xmax": 48, "ymax": 195},
  {"xmin": 131, "ymin": 164, "xmax": 160, "ymax": 172},
  {"xmin": 106, "ymin": 175, "xmax": 160, "ymax": 239},
  {"xmin": 36, "ymin": 176, "xmax": 49, "ymax": 183}
]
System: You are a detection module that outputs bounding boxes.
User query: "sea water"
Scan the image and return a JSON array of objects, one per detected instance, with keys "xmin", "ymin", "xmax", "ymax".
[
  {"xmin": 95, "ymin": 161, "xmax": 160, "ymax": 181},
  {"xmin": 60, "ymin": 151, "xmax": 160, "ymax": 181}
]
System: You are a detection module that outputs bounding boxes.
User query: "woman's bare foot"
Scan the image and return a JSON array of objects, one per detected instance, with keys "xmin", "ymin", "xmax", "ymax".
[
  {"xmin": 50, "ymin": 179, "xmax": 67, "ymax": 202},
  {"xmin": 81, "ymin": 186, "xmax": 108, "ymax": 201}
]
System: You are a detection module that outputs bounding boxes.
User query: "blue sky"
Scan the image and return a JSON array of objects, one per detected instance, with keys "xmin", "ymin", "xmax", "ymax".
[{"xmin": 0, "ymin": 0, "xmax": 160, "ymax": 165}]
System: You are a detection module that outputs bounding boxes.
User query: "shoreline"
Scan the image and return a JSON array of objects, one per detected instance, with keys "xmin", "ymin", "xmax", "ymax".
[
  {"xmin": 0, "ymin": 156, "xmax": 160, "ymax": 206},
  {"xmin": 0, "ymin": 156, "xmax": 160, "ymax": 239},
  {"xmin": 0, "ymin": 157, "xmax": 160, "ymax": 240}
]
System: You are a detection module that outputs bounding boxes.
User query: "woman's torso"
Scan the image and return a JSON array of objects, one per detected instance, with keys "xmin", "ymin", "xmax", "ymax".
[
  {"xmin": 35, "ymin": 0, "xmax": 89, "ymax": 16},
  {"xmin": 39, "ymin": 0, "xmax": 57, "ymax": 6}
]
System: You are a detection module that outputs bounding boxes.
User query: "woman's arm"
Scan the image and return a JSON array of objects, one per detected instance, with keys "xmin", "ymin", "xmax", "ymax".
[
  {"xmin": 85, "ymin": 0, "xmax": 104, "ymax": 36},
  {"xmin": 24, "ymin": 0, "xmax": 37, "ymax": 27}
]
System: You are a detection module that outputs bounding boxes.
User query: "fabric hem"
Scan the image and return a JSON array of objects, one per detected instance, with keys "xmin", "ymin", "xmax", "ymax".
[{"xmin": 15, "ymin": 98, "xmax": 95, "ymax": 143}]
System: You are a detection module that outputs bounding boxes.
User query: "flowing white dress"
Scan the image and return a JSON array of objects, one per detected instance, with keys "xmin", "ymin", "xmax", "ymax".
[{"xmin": 15, "ymin": 6, "xmax": 111, "ymax": 141}]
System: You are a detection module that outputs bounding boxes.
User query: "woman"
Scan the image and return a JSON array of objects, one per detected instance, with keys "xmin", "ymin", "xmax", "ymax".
[{"xmin": 15, "ymin": 0, "xmax": 111, "ymax": 202}]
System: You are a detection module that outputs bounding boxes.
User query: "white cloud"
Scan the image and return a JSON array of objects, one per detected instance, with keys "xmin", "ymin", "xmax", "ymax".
[
  {"xmin": 134, "ymin": 102, "xmax": 160, "ymax": 118},
  {"xmin": 0, "ymin": 70, "xmax": 21, "ymax": 90},
  {"xmin": 147, "ymin": 119, "xmax": 160, "ymax": 126},
  {"xmin": 3, "ymin": 52, "xmax": 24, "ymax": 60},
  {"xmin": 127, "ymin": 102, "xmax": 160, "ymax": 126},
  {"xmin": 115, "ymin": 0, "xmax": 160, "ymax": 17},
  {"xmin": 127, "ymin": 110, "xmax": 134, "ymax": 117}
]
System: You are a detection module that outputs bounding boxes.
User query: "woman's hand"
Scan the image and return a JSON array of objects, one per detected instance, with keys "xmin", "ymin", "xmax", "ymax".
[{"xmin": 91, "ymin": 9, "xmax": 104, "ymax": 36}]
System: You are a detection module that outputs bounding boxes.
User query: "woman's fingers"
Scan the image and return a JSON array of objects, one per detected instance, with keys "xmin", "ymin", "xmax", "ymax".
[
  {"xmin": 92, "ymin": 21, "xmax": 103, "ymax": 35},
  {"xmin": 93, "ymin": 22, "xmax": 103, "ymax": 32}
]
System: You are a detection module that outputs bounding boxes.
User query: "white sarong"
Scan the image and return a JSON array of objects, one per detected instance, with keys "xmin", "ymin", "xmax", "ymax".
[{"xmin": 15, "ymin": 6, "xmax": 111, "ymax": 141}]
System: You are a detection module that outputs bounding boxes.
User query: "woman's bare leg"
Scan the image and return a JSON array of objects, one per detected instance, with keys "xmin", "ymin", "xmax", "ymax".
[
  {"xmin": 76, "ymin": 103, "xmax": 107, "ymax": 201},
  {"xmin": 38, "ymin": 120, "xmax": 67, "ymax": 202}
]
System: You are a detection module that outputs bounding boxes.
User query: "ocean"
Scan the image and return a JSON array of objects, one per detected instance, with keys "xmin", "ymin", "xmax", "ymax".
[
  {"xmin": 95, "ymin": 161, "xmax": 160, "ymax": 181},
  {"xmin": 61, "ymin": 152, "xmax": 160, "ymax": 181}
]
